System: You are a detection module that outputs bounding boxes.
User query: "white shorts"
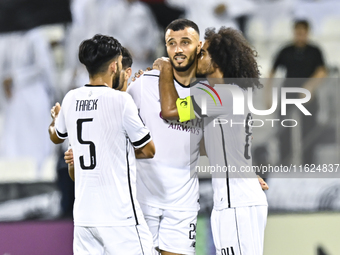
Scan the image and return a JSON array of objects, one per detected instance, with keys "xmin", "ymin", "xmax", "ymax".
[
  {"xmin": 140, "ymin": 203, "xmax": 198, "ymax": 255},
  {"xmin": 73, "ymin": 222, "xmax": 153, "ymax": 255},
  {"xmin": 211, "ymin": 206, "xmax": 268, "ymax": 255}
]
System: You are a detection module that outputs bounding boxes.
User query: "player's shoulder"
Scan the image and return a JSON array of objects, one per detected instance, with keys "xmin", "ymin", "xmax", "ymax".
[
  {"xmin": 101, "ymin": 90, "xmax": 134, "ymax": 111},
  {"xmin": 190, "ymin": 80, "xmax": 211, "ymax": 96},
  {"xmin": 117, "ymin": 90, "xmax": 132, "ymax": 99},
  {"xmin": 142, "ymin": 69, "xmax": 160, "ymax": 79},
  {"xmin": 128, "ymin": 69, "xmax": 159, "ymax": 93},
  {"xmin": 104, "ymin": 88, "xmax": 131, "ymax": 100},
  {"xmin": 214, "ymin": 83, "xmax": 244, "ymax": 100},
  {"xmin": 62, "ymin": 87, "xmax": 77, "ymax": 102},
  {"xmin": 111, "ymin": 90, "xmax": 134, "ymax": 104}
]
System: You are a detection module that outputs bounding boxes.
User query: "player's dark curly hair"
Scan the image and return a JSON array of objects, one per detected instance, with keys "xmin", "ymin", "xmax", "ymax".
[
  {"xmin": 205, "ymin": 27, "xmax": 262, "ymax": 89},
  {"xmin": 79, "ymin": 34, "xmax": 122, "ymax": 77}
]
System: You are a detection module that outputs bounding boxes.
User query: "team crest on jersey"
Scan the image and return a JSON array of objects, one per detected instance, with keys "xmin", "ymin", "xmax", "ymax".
[
  {"xmin": 88, "ymin": 91, "xmax": 93, "ymax": 97},
  {"xmin": 197, "ymin": 82, "xmax": 222, "ymax": 106}
]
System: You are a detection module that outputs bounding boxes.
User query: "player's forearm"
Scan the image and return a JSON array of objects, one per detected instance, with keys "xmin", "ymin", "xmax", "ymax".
[
  {"xmin": 159, "ymin": 65, "xmax": 180, "ymax": 120},
  {"xmin": 135, "ymin": 140, "xmax": 155, "ymax": 159},
  {"xmin": 48, "ymin": 120, "xmax": 64, "ymax": 144},
  {"xmin": 49, "ymin": 102, "xmax": 64, "ymax": 144},
  {"xmin": 68, "ymin": 164, "xmax": 75, "ymax": 181},
  {"xmin": 135, "ymin": 150, "xmax": 150, "ymax": 159}
]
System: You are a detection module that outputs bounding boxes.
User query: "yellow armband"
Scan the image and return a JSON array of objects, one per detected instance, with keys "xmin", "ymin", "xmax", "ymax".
[{"xmin": 176, "ymin": 96, "xmax": 195, "ymax": 122}]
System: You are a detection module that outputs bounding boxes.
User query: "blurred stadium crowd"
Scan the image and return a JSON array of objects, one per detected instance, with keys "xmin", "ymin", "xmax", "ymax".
[{"xmin": 0, "ymin": 0, "xmax": 339, "ymax": 220}]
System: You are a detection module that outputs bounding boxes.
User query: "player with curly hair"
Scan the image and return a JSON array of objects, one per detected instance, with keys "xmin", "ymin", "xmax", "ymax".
[{"xmin": 154, "ymin": 27, "xmax": 268, "ymax": 255}]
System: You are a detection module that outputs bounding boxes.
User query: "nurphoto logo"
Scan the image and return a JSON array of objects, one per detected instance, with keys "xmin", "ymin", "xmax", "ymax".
[{"xmin": 197, "ymin": 83, "xmax": 312, "ymax": 128}]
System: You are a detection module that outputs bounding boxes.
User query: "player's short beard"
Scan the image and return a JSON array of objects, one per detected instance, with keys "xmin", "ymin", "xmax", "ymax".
[
  {"xmin": 170, "ymin": 52, "xmax": 197, "ymax": 72},
  {"xmin": 112, "ymin": 72, "xmax": 120, "ymax": 89},
  {"xmin": 112, "ymin": 67, "xmax": 121, "ymax": 90},
  {"xmin": 113, "ymin": 71, "xmax": 125, "ymax": 91}
]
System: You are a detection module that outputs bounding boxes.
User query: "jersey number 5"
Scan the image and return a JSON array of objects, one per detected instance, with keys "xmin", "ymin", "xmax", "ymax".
[{"xmin": 77, "ymin": 118, "xmax": 96, "ymax": 170}]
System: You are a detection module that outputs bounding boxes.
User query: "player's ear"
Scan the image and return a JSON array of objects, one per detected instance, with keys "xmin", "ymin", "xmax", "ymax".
[
  {"xmin": 125, "ymin": 67, "xmax": 132, "ymax": 80},
  {"xmin": 212, "ymin": 61, "xmax": 219, "ymax": 69},
  {"xmin": 109, "ymin": 60, "xmax": 118, "ymax": 74},
  {"xmin": 212, "ymin": 60, "xmax": 220, "ymax": 72},
  {"xmin": 196, "ymin": 41, "xmax": 202, "ymax": 55}
]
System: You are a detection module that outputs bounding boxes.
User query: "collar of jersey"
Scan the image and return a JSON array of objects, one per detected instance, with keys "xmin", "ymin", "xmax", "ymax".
[
  {"xmin": 85, "ymin": 84, "xmax": 109, "ymax": 88},
  {"xmin": 174, "ymin": 77, "xmax": 201, "ymax": 88}
]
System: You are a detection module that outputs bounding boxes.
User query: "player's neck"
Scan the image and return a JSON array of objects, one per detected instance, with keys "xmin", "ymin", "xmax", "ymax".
[
  {"xmin": 206, "ymin": 68, "xmax": 223, "ymax": 80},
  {"xmin": 89, "ymin": 75, "xmax": 112, "ymax": 88},
  {"xmin": 204, "ymin": 69, "xmax": 224, "ymax": 87},
  {"xmin": 121, "ymin": 81, "xmax": 128, "ymax": 92},
  {"xmin": 173, "ymin": 65, "xmax": 196, "ymax": 86}
]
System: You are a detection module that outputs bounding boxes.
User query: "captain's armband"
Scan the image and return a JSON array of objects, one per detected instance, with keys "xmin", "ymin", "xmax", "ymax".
[{"xmin": 176, "ymin": 96, "xmax": 195, "ymax": 122}]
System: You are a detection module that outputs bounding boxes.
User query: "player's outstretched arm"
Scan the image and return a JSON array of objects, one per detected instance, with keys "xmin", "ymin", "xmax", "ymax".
[
  {"xmin": 154, "ymin": 57, "xmax": 180, "ymax": 120},
  {"xmin": 135, "ymin": 140, "xmax": 155, "ymax": 159},
  {"xmin": 49, "ymin": 102, "xmax": 64, "ymax": 144}
]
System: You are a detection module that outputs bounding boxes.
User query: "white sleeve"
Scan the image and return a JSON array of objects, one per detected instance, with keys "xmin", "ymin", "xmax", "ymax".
[
  {"xmin": 122, "ymin": 94, "xmax": 151, "ymax": 149},
  {"xmin": 127, "ymin": 76, "xmax": 142, "ymax": 109}
]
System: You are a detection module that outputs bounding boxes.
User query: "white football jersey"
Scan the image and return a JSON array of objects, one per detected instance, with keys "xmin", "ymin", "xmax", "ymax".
[
  {"xmin": 55, "ymin": 84, "xmax": 151, "ymax": 226},
  {"xmin": 190, "ymin": 83, "xmax": 268, "ymax": 209},
  {"xmin": 127, "ymin": 70, "xmax": 203, "ymax": 211}
]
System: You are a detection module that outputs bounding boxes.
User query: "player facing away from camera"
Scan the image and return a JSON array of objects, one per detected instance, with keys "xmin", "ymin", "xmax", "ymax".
[
  {"xmin": 154, "ymin": 27, "xmax": 268, "ymax": 255},
  {"xmin": 48, "ymin": 34, "xmax": 155, "ymax": 255},
  {"xmin": 63, "ymin": 46, "xmax": 134, "ymax": 181},
  {"xmin": 127, "ymin": 19, "xmax": 203, "ymax": 255}
]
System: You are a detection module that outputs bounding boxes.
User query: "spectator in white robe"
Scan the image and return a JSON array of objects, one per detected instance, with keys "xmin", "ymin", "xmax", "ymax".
[
  {"xmin": 62, "ymin": 0, "xmax": 159, "ymax": 94},
  {"xmin": 61, "ymin": 0, "xmax": 99, "ymax": 94},
  {"xmin": 0, "ymin": 33, "xmax": 14, "ymax": 113},
  {"xmin": 166, "ymin": 0, "xmax": 239, "ymax": 41},
  {"xmin": 101, "ymin": 0, "xmax": 160, "ymax": 74},
  {"xmin": 0, "ymin": 28, "xmax": 56, "ymax": 179}
]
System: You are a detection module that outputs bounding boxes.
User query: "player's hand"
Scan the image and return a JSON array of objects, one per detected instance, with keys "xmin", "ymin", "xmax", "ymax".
[
  {"xmin": 153, "ymin": 57, "xmax": 171, "ymax": 71},
  {"xmin": 51, "ymin": 102, "xmax": 61, "ymax": 120},
  {"xmin": 257, "ymin": 175, "xmax": 269, "ymax": 190},
  {"xmin": 64, "ymin": 148, "xmax": 74, "ymax": 165},
  {"xmin": 131, "ymin": 69, "xmax": 151, "ymax": 83},
  {"xmin": 132, "ymin": 69, "xmax": 144, "ymax": 81}
]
